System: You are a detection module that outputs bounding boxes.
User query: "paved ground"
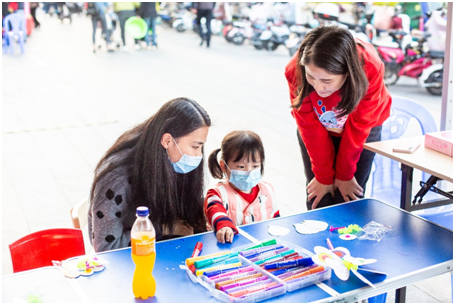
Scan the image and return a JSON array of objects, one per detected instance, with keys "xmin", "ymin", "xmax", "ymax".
[{"xmin": 2, "ymin": 10, "xmax": 451, "ymax": 303}]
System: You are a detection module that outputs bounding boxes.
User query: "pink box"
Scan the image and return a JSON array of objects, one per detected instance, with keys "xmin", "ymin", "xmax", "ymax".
[{"xmin": 424, "ymin": 130, "xmax": 453, "ymax": 157}]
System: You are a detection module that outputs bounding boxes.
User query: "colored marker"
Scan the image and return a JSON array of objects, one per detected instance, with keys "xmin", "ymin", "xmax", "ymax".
[
  {"xmin": 255, "ymin": 249, "xmax": 295, "ymax": 265},
  {"xmin": 283, "ymin": 265, "xmax": 325, "ymax": 282},
  {"xmin": 262, "ymin": 254, "xmax": 303, "ymax": 268},
  {"xmin": 225, "ymin": 279, "xmax": 274, "ymax": 295},
  {"xmin": 191, "ymin": 242, "xmax": 203, "ymax": 257},
  {"xmin": 264, "ymin": 257, "xmax": 313, "ymax": 270},
  {"xmin": 212, "ymin": 270, "xmax": 259, "ymax": 284},
  {"xmin": 216, "ymin": 273, "xmax": 263, "ymax": 290},
  {"xmin": 186, "ymin": 251, "xmax": 231, "ymax": 266},
  {"xmin": 203, "ymin": 266, "xmax": 242, "ymax": 278},
  {"xmin": 194, "ymin": 253, "xmax": 231, "ymax": 269},
  {"xmin": 258, "ymin": 252, "xmax": 299, "ymax": 267},
  {"xmin": 209, "ymin": 257, "xmax": 239, "ymax": 268},
  {"xmin": 195, "ymin": 262, "xmax": 242, "ymax": 276},
  {"xmin": 277, "ymin": 265, "xmax": 315, "ymax": 279},
  {"xmin": 207, "ymin": 266, "xmax": 254, "ymax": 280},
  {"xmin": 326, "ymin": 238, "xmax": 334, "ymax": 250},
  {"xmin": 270, "ymin": 266, "xmax": 302, "ymax": 276},
  {"xmin": 220, "ymin": 276, "xmax": 269, "ymax": 292},
  {"xmin": 188, "ymin": 242, "xmax": 203, "ymax": 273},
  {"xmin": 248, "ymin": 247, "xmax": 289, "ymax": 262},
  {"xmin": 243, "ymin": 239, "xmax": 277, "ymax": 251},
  {"xmin": 240, "ymin": 244, "xmax": 284, "ymax": 257},
  {"xmin": 237, "ymin": 283, "xmax": 284, "ymax": 299},
  {"xmin": 229, "ymin": 282, "xmax": 279, "ymax": 298}
]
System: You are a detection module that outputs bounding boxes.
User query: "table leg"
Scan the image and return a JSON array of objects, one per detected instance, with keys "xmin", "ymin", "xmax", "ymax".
[
  {"xmin": 395, "ymin": 287, "xmax": 407, "ymax": 303},
  {"xmin": 400, "ymin": 164, "xmax": 413, "ymax": 211}
]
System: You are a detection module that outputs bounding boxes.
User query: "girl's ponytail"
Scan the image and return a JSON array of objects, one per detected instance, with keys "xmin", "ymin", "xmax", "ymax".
[{"xmin": 208, "ymin": 148, "xmax": 224, "ymax": 179}]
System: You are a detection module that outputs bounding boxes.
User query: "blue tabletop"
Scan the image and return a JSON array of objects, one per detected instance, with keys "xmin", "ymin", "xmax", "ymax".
[
  {"xmin": 239, "ymin": 198, "xmax": 453, "ymax": 297},
  {"xmin": 72, "ymin": 199, "xmax": 452, "ymax": 303}
]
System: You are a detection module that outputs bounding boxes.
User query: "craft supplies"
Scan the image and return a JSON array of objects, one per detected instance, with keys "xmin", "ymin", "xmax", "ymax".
[
  {"xmin": 268, "ymin": 225, "xmax": 290, "ymax": 236},
  {"xmin": 338, "ymin": 224, "xmax": 361, "ymax": 235},
  {"xmin": 329, "ymin": 226, "xmax": 346, "ymax": 232},
  {"xmin": 358, "ymin": 221, "xmax": 392, "ymax": 242},
  {"xmin": 293, "ymin": 220, "xmax": 328, "ymax": 234},
  {"xmin": 312, "ymin": 245, "xmax": 380, "ymax": 288},
  {"xmin": 181, "ymin": 239, "xmax": 331, "ymax": 302},
  {"xmin": 189, "ymin": 242, "xmax": 203, "ymax": 273}
]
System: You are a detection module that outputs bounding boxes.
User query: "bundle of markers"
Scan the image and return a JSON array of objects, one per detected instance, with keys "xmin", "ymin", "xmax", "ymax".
[{"xmin": 185, "ymin": 239, "xmax": 329, "ymax": 301}]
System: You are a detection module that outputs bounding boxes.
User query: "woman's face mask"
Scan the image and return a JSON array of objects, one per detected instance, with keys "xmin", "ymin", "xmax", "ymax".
[
  {"xmin": 225, "ymin": 164, "xmax": 262, "ymax": 192},
  {"xmin": 168, "ymin": 138, "xmax": 202, "ymax": 174}
]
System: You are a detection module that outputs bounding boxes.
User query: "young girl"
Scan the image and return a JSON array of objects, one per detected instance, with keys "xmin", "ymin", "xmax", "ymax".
[{"xmin": 205, "ymin": 130, "xmax": 280, "ymax": 243}]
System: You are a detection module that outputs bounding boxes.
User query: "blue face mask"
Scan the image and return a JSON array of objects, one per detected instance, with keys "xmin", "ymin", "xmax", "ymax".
[
  {"xmin": 226, "ymin": 164, "xmax": 262, "ymax": 192},
  {"xmin": 168, "ymin": 138, "xmax": 202, "ymax": 174}
]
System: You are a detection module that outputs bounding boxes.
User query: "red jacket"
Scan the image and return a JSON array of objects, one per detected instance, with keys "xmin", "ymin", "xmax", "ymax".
[{"xmin": 285, "ymin": 39, "xmax": 391, "ymax": 184}]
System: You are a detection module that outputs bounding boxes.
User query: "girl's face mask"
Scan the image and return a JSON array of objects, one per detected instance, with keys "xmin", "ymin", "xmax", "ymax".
[
  {"xmin": 225, "ymin": 164, "xmax": 262, "ymax": 192},
  {"xmin": 168, "ymin": 138, "xmax": 202, "ymax": 174}
]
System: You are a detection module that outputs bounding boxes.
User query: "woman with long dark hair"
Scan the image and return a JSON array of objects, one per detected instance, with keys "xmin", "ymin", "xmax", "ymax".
[
  {"xmin": 88, "ymin": 97, "xmax": 211, "ymax": 252},
  {"xmin": 285, "ymin": 26, "xmax": 391, "ymax": 211}
]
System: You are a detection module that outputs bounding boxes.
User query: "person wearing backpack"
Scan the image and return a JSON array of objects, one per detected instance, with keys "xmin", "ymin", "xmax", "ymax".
[{"xmin": 88, "ymin": 2, "xmax": 114, "ymax": 53}]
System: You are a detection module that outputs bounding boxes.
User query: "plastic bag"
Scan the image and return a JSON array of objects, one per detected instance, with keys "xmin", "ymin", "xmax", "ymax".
[{"xmin": 358, "ymin": 221, "xmax": 392, "ymax": 242}]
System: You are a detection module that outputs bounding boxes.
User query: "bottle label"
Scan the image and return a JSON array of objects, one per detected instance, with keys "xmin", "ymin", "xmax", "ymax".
[{"xmin": 132, "ymin": 237, "xmax": 156, "ymax": 256}]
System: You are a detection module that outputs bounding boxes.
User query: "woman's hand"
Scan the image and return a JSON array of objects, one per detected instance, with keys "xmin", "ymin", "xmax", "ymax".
[
  {"xmin": 334, "ymin": 177, "xmax": 364, "ymax": 202},
  {"xmin": 216, "ymin": 227, "xmax": 234, "ymax": 243},
  {"xmin": 307, "ymin": 178, "xmax": 334, "ymax": 210}
]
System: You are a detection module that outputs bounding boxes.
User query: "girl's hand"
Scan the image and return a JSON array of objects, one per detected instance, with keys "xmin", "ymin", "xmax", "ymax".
[
  {"xmin": 216, "ymin": 227, "xmax": 234, "ymax": 243},
  {"xmin": 334, "ymin": 177, "xmax": 364, "ymax": 202},
  {"xmin": 307, "ymin": 178, "xmax": 334, "ymax": 210}
]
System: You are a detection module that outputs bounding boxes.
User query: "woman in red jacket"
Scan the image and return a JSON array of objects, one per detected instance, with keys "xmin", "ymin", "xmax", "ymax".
[{"xmin": 285, "ymin": 26, "xmax": 391, "ymax": 210}]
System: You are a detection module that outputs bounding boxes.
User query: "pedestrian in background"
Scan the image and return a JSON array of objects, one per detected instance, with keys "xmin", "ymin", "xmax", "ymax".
[
  {"xmin": 138, "ymin": 2, "xmax": 159, "ymax": 51},
  {"xmin": 29, "ymin": 2, "xmax": 40, "ymax": 28},
  {"xmin": 192, "ymin": 2, "xmax": 215, "ymax": 48},
  {"xmin": 88, "ymin": 2, "xmax": 114, "ymax": 53},
  {"xmin": 113, "ymin": 2, "xmax": 140, "ymax": 51}
]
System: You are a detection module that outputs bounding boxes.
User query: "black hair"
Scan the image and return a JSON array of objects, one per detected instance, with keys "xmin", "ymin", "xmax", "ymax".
[
  {"xmin": 208, "ymin": 130, "xmax": 265, "ymax": 179},
  {"xmin": 91, "ymin": 97, "xmax": 211, "ymax": 237},
  {"xmin": 292, "ymin": 26, "xmax": 369, "ymax": 118}
]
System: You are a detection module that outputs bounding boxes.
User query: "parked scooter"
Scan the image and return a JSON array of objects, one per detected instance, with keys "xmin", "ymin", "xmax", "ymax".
[
  {"xmin": 373, "ymin": 30, "xmax": 432, "ymax": 86},
  {"xmin": 251, "ymin": 19, "xmax": 291, "ymax": 51},
  {"xmin": 419, "ymin": 50, "xmax": 444, "ymax": 96},
  {"xmin": 284, "ymin": 24, "xmax": 308, "ymax": 56}
]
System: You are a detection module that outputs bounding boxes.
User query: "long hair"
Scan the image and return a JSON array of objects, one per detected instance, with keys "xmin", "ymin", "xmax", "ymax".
[
  {"xmin": 91, "ymin": 97, "xmax": 211, "ymax": 236},
  {"xmin": 292, "ymin": 26, "xmax": 369, "ymax": 118},
  {"xmin": 208, "ymin": 130, "xmax": 265, "ymax": 179}
]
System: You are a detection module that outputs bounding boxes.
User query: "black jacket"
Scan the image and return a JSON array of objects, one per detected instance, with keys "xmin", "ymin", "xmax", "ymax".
[{"xmin": 138, "ymin": 2, "xmax": 158, "ymax": 18}]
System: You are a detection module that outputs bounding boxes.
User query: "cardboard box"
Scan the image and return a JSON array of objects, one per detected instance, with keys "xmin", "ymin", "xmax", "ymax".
[{"xmin": 424, "ymin": 130, "xmax": 453, "ymax": 157}]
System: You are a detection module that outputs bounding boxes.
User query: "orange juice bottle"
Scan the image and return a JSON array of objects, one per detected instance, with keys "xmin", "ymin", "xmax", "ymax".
[{"xmin": 131, "ymin": 206, "xmax": 156, "ymax": 299}]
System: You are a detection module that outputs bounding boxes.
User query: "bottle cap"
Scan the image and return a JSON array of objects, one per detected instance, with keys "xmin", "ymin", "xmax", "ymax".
[{"xmin": 136, "ymin": 206, "xmax": 149, "ymax": 217}]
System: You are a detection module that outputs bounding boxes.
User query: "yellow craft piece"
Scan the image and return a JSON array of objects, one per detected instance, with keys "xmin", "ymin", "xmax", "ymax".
[
  {"xmin": 195, "ymin": 262, "xmax": 242, "ymax": 276},
  {"xmin": 185, "ymin": 251, "xmax": 231, "ymax": 266},
  {"xmin": 342, "ymin": 260, "xmax": 358, "ymax": 271}
]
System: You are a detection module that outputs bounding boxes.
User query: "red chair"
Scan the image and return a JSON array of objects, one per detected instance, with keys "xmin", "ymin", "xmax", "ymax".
[{"xmin": 9, "ymin": 228, "xmax": 86, "ymax": 273}]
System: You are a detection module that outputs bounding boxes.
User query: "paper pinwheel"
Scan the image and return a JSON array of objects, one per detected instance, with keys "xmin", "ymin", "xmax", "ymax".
[{"xmin": 311, "ymin": 246, "xmax": 379, "ymax": 288}]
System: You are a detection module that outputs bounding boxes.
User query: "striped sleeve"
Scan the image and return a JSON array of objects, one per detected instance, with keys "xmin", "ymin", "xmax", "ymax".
[{"xmin": 204, "ymin": 188, "xmax": 238, "ymax": 234}]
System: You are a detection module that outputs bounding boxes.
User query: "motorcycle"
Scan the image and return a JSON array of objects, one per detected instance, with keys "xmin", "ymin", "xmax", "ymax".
[
  {"xmin": 251, "ymin": 19, "xmax": 291, "ymax": 51},
  {"xmin": 373, "ymin": 30, "xmax": 432, "ymax": 86},
  {"xmin": 419, "ymin": 50, "xmax": 444, "ymax": 96},
  {"xmin": 284, "ymin": 24, "xmax": 308, "ymax": 56}
]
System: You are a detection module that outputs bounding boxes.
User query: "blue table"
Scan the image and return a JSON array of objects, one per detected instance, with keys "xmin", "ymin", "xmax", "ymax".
[{"xmin": 3, "ymin": 199, "xmax": 453, "ymax": 303}]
